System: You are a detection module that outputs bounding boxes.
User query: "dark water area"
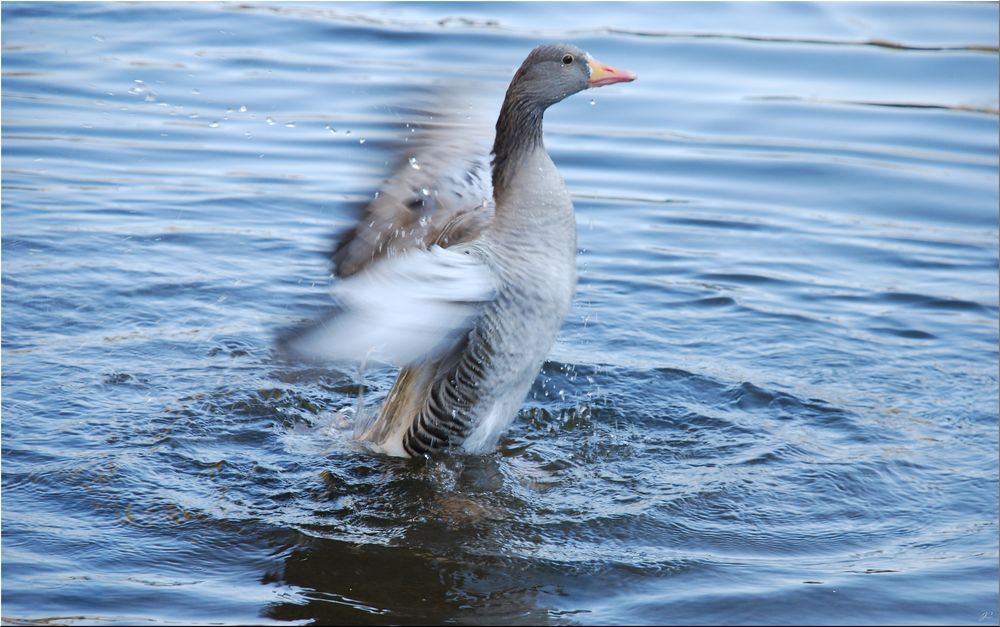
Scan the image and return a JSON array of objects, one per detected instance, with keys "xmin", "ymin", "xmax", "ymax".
[{"xmin": 2, "ymin": 2, "xmax": 998, "ymax": 625}]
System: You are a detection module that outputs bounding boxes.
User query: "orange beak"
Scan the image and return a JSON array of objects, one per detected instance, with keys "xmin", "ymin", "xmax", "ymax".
[{"xmin": 586, "ymin": 56, "xmax": 637, "ymax": 88}]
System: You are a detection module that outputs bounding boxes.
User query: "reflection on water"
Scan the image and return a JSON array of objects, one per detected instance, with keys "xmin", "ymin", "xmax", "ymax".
[{"xmin": 2, "ymin": 2, "xmax": 998, "ymax": 625}]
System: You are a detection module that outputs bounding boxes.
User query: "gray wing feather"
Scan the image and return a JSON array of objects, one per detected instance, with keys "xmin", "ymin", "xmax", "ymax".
[{"xmin": 332, "ymin": 90, "xmax": 497, "ymax": 277}]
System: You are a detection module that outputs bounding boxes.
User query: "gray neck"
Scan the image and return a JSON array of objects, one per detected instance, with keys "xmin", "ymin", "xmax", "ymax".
[
  {"xmin": 488, "ymin": 76, "xmax": 575, "ymax": 244},
  {"xmin": 491, "ymin": 83, "xmax": 545, "ymax": 204}
]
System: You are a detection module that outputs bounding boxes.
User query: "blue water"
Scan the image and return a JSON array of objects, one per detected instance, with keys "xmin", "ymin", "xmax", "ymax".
[{"xmin": 2, "ymin": 2, "xmax": 998, "ymax": 625}]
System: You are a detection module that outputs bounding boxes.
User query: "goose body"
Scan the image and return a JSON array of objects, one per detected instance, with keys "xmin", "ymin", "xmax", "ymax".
[{"xmin": 283, "ymin": 44, "xmax": 635, "ymax": 457}]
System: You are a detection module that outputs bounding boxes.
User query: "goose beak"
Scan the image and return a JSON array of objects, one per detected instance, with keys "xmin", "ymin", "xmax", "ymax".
[{"xmin": 586, "ymin": 57, "xmax": 637, "ymax": 88}]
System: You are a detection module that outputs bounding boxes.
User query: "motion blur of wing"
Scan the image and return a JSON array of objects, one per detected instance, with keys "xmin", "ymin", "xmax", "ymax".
[
  {"xmin": 280, "ymin": 86, "xmax": 502, "ymax": 368},
  {"xmin": 279, "ymin": 244, "xmax": 495, "ymax": 366},
  {"xmin": 331, "ymin": 86, "xmax": 499, "ymax": 278}
]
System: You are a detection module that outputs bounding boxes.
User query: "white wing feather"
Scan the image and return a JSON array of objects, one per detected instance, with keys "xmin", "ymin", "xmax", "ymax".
[{"xmin": 282, "ymin": 245, "xmax": 494, "ymax": 366}]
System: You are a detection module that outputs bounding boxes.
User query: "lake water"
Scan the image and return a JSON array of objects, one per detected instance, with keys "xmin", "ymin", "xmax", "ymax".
[{"xmin": 2, "ymin": 2, "xmax": 998, "ymax": 625}]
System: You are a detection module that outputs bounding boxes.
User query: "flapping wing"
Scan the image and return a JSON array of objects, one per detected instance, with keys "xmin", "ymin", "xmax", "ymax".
[
  {"xmin": 331, "ymin": 89, "xmax": 497, "ymax": 277},
  {"xmin": 280, "ymin": 245, "xmax": 495, "ymax": 366}
]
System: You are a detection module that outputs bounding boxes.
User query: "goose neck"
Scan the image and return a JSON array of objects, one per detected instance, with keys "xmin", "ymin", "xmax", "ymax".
[{"xmin": 491, "ymin": 90, "xmax": 545, "ymax": 201}]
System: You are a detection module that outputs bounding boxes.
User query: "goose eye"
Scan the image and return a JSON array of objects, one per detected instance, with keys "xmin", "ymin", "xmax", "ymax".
[{"xmin": 562, "ymin": 54, "xmax": 574, "ymax": 65}]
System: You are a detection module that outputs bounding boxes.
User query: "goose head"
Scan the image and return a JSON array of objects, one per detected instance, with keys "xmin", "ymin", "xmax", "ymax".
[{"xmin": 506, "ymin": 43, "xmax": 636, "ymax": 111}]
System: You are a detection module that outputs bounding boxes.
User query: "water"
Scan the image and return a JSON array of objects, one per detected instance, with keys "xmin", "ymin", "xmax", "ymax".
[{"xmin": 2, "ymin": 2, "xmax": 997, "ymax": 624}]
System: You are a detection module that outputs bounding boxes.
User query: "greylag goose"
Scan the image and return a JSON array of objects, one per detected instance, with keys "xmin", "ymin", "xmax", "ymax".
[{"xmin": 283, "ymin": 44, "xmax": 635, "ymax": 457}]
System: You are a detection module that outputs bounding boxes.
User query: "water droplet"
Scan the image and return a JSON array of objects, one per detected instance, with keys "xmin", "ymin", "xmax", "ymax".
[
  {"xmin": 408, "ymin": 157, "xmax": 420, "ymax": 170},
  {"xmin": 266, "ymin": 116, "xmax": 275, "ymax": 126},
  {"xmin": 358, "ymin": 138, "xmax": 366, "ymax": 144},
  {"xmin": 188, "ymin": 113, "xmax": 200, "ymax": 119},
  {"xmin": 191, "ymin": 88, "xmax": 200, "ymax": 95},
  {"xmin": 325, "ymin": 125, "xmax": 337, "ymax": 134},
  {"xmin": 421, "ymin": 187, "xmax": 430, "ymax": 196},
  {"xmin": 92, "ymin": 35, "xmax": 105, "ymax": 42},
  {"xmin": 226, "ymin": 107, "xmax": 233, "ymax": 114},
  {"xmin": 344, "ymin": 130, "xmax": 351, "ymax": 136},
  {"xmin": 239, "ymin": 104, "xmax": 247, "ymax": 113},
  {"xmin": 284, "ymin": 121, "xmax": 295, "ymax": 128},
  {"xmin": 209, "ymin": 121, "xmax": 220, "ymax": 128},
  {"xmin": 590, "ymin": 98, "xmax": 595, "ymax": 106}
]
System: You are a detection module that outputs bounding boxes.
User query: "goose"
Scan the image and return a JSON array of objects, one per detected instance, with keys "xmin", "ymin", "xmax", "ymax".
[{"xmin": 282, "ymin": 43, "xmax": 635, "ymax": 457}]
